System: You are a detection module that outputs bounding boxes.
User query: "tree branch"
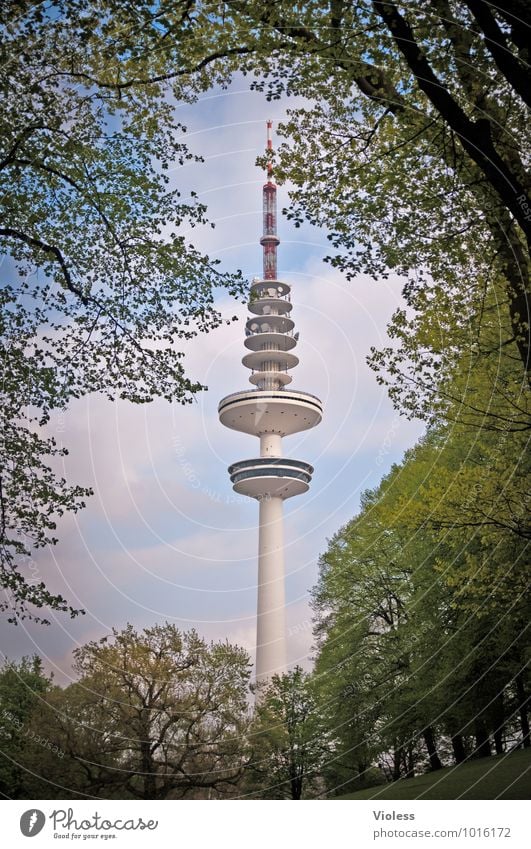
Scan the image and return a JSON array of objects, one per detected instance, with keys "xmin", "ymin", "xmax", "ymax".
[
  {"xmin": 229, "ymin": 0, "xmax": 406, "ymax": 113},
  {"xmin": 46, "ymin": 45, "xmax": 254, "ymax": 91},
  {"xmin": 0, "ymin": 227, "xmax": 86, "ymax": 303},
  {"xmin": 372, "ymin": 1, "xmax": 531, "ymax": 245},
  {"xmin": 463, "ymin": 0, "xmax": 531, "ymax": 109}
]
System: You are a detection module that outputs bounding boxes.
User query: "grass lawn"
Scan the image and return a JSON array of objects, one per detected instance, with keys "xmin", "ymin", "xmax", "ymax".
[{"xmin": 335, "ymin": 748, "xmax": 531, "ymax": 800}]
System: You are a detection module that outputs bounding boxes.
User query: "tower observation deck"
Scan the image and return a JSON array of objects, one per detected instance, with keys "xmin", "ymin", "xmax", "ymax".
[{"xmin": 218, "ymin": 121, "xmax": 322, "ymax": 691}]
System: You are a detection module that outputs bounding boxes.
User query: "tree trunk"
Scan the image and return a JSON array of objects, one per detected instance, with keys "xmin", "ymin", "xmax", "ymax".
[
  {"xmin": 405, "ymin": 744, "xmax": 415, "ymax": 778},
  {"xmin": 289, "ymin": 757, "xmax": 303, "ymax": 800},
  {"xmin": 290, "ymin": 777, "xmax": 303, "ymax": 800},
  {"xmin": 492, "ymin": 691, "xmax": 505, "ymax": 755},
  {"xmin": 493, "ymin": 728, "xmax": 504, "ymax": 755},
  {"xmin": 392, "ymin": 745, "xmax": 401, "ymax": 781},
  {"xmin": 474, "ymin": 719, "xmax": 492, "ymax": 758},
  {"xmin": 496, "ymin": 215, "xmax": 531, "ymax": 378},
  {"xmin": 451, "ymin": 734, "xmax": 466, "ymax": 764},
  {"xmin": 373, "ymin": 2, "xmax": 531, "ymax": 250},
  {"xmin": 423, "ymin": 726, "xmax": 443, "ymax": 770},
  {"xmin": 140, "ymin": 738, "xmax": 156, "ymax": 799},
  {"xmin": 516, "ymin": 672, "xmax": 530, "ymax": 748},
  {"xmin": 357, "ymin": 761, "xmax": 368, "ymax": 784}
]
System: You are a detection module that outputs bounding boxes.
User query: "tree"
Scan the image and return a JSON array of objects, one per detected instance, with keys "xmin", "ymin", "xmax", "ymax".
[
  {"xmin": 245, "ymin": 667, "xmax": 328, "ymax": 799},
  {"xmin": 312, "ymin": 401, "xmax": 530, "ymax": 784},
  {"xmin": 19, "ymin": 624, "xmax": 251, "ymax": 799},
  {"xmin": 0, "ymin": 656, "xmax": 54, "ymax": 798},
  {"xmin": 312, "ymin": 493, "xmax": 430, "ymax": 782},
  {"xmin": 1, "ymin": 3, "xmax": 245, "ymax": 622}
]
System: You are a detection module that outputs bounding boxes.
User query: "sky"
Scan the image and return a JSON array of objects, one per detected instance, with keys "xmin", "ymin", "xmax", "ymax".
[{"xmin": 0, "ymin": 81, "xmax": 424, "ymax": 684}]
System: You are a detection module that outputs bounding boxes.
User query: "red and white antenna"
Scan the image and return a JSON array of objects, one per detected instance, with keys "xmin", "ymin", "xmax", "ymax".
[
  {"xmin": 266, "ymin": 118, "xmax": 274, "ymax": 180},
  {"xmin": 260, "ymin": 120, "xmax": 279, "ymax": 280}
]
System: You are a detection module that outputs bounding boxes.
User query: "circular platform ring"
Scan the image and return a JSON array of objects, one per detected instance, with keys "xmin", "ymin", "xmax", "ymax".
[
  {"xmin": 246, "ymin": 315, "xmax": 295, "ymax": 333},
  {"xmin": 250, "ymin": 279, "xmax": 290, "ymax": 296},
  {"xmin": 248, "ymin": 371, "xmax": 292, "ymax": 388},
  {"xmin": 242, "ymin": 349, "xmax": 299, "ymax": 371},
  {"xmin": 218, "ymin": 389, "xmax": 323, "ymax": 437},
  {"xmin": 244, "ymin": 332, "xmax": 297, "ymax": 353},
  {"xmin": 233, "ymin": 476, "xmax": 309, "ymax": 499},
  {"xmin": 248, "ymin": 297, "xmax": 292, "ymax": 316},
  {"xmin": 229, "ymin": 457, "xmax": 314, "ymax": 476}
]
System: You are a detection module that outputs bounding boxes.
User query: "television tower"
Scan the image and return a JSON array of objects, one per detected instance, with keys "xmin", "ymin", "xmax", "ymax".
[{"xmin": 218, "ymin": 121, "xmax": 322, "ymax": 688}]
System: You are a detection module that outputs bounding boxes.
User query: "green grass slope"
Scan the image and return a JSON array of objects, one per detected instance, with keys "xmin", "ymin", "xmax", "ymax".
[{"xmin": 336, "ymin": 748, "xmax": 531, "ymax": 800}]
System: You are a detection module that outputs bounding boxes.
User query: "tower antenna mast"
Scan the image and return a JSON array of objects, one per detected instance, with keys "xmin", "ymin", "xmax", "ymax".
[{"xmin": 260, "ymin": 119, "xmax": 279, "ymax": 281}]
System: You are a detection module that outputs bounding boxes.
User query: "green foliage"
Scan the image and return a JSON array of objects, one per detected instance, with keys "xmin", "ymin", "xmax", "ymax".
[
  {"xmin": 0, "ymin": 656, "xmax": 54, "ymax": 797},
  {"xmin": 312, "ymin": 400, "xmax": 529, "ymax": 793},
  {"xmin": 245, "ymin": 667, "xmax": 329, "ymax": 799},
  {"xmin": 12, "ymin": 624, "xmax": 251, "ymax": 799},
  {"xmin": 0, "ymin": 3, "xmax": 246, "ymax": 622}
]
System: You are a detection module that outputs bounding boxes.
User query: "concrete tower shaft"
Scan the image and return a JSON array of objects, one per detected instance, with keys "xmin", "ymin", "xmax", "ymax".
[{"xmin": 218, "ymin": 122, "xmax": 322, "ymax": 690}]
